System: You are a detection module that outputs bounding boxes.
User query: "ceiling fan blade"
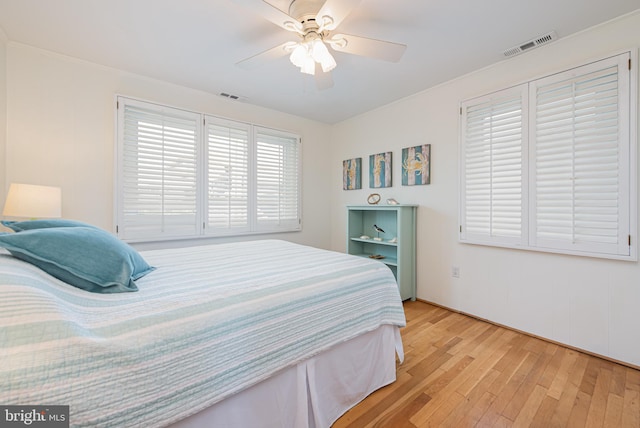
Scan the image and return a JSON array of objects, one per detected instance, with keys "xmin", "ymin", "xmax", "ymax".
[
  {"xmin": 328, "ymin": 33, "xmax": 407, "ymax": 62},
  {"xmin": 231, "ymin": 0, "xmax": 302, "ymax": 33},
  {"xmin": 315, "ymin": 0, "xmax": 363, "ymax": 31},
  {"xmin": 314, "ymin": 65, "xmax": 334, "ymax": 90},
  {"xmin": 236, "ymin": 41, "xmax": 294, "ymax": 70}
]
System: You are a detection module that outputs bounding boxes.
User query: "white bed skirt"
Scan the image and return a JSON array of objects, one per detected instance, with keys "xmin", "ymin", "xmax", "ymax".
[{"xmin": 167, "ymin": 325, "xmax": 403, "ymax": 428}]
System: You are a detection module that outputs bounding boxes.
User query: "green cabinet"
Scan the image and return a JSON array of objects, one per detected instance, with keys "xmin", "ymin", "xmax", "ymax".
[{"xmin": 346, "ymin": 205, "xmax": 417, "ymax": 301}]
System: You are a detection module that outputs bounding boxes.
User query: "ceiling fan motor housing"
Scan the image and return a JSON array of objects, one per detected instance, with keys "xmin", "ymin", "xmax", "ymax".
[
  {"xmin": 289, "ymin": 0, "xmax": 332, "ymax": 41},
  {"xmin": 289, "ymin": 0, "xmax": 324, "ymax": 24}
]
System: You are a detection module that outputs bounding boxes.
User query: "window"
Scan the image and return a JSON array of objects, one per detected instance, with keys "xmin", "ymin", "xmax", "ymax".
[
  {"xmin": 118, "ymin": 100, "xmax": 201, "ymax": 240},
  {"xmin": 460, "ymin": 52, "xmax": 636, "ymax": 260},
  {"xmin": 205, "ymin": 117, "xmax": 250, "ymax": 235},
  {"xmin": 461, "ymin": 85, "xmax": 528, "ymax": 247},
  {"xmin": 116, "ymin": 97, "xmax": 301, "ymax": 242},
  {"xmin": 255, "ymin": 127, "xmax": 301, "ymax": 232}
]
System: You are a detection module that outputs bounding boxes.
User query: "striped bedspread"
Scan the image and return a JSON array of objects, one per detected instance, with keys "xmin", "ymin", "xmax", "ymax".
[{"xmin": 0, "ymin": 239, "xmax": 406, "ymax": 427}]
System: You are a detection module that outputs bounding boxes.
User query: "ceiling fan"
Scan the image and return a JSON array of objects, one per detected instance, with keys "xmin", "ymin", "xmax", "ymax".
[{"xmin": 232, "ymin": 0, "xmax": 407, "ymax": 89}]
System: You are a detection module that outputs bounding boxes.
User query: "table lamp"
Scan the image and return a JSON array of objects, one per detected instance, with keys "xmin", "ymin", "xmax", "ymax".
[{"xmin": 2, "ymin": 183, "xmax": 62, "ymax": 219}]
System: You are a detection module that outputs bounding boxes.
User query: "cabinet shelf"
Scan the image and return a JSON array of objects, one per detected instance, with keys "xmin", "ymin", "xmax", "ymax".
[
  {"xmin": 349, "ymin": 237, "xmax": 398, "ymax": 247},
  {"xmin": 346, "ymin": 205, "xmax": 417, "ymax": 301},
  {"xmin": 351, "ymin": 254, "xmax": 398, "ymax": 266}
]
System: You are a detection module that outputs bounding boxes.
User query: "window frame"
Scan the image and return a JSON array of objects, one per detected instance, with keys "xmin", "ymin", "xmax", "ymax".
[
  {"xmin": 203, "ymin": 115, "xmax": 252, "ymax": 237},
  {"xmin": 254, "ymin": 126, "xmax": 303, "ymax": 233},
  {"xmin": 459, "ymin": 50, "xmax": 637, "ymax": 261},
  {"xmin": 115, "ymin": 96, "xmax": 302, "ymax": 243},
  {"xmin": 460, "ymin": 84, "xmax": 529, "ymax": 248}
]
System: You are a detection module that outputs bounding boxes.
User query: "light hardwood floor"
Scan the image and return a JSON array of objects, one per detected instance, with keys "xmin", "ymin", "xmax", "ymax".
[{"xmin": 334, "ymin": 300, "xmax": 640, "ymax": 428}]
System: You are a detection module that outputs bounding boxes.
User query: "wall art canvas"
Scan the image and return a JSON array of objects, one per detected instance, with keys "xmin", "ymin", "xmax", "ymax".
[
  {"xmin": 369, "ymin": 152, "xmax": 392, "ymax": 188},
  {"xmin": 402, "ymin": 144, "xmax": 431, "ymax": 185},
  {"xmin": 343, "ymin": 157, "xmax": 362, "ymax": 190}
]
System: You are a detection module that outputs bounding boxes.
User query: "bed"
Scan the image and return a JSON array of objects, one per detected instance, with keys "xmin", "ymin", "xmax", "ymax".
[{"xmin": 0, "ymin": 237, "xmax": 406, "ymax": 428}]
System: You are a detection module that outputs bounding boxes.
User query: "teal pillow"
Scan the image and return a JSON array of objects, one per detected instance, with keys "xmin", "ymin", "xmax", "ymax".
[
  {"xmin": 0, "ymin": 227, "xmax": 155, "ymax": 293},
  {"xmin": 2, "ymin": 219, "xmax": 97, "ymax": 232}
]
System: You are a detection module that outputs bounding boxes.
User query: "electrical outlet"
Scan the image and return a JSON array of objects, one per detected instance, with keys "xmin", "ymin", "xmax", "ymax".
[{"xmin": 452, "ymin": 266, "xmax": 460, "ymax": 278}]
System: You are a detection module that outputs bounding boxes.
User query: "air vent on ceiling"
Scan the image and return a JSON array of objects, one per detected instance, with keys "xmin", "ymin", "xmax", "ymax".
[
  {"xmin": 503, "ymin": 31, "xmax": 558, "ymax": 58},
  {"xmin": 219, "ymin": 92, "xmax": 247, "ymax": 102}
]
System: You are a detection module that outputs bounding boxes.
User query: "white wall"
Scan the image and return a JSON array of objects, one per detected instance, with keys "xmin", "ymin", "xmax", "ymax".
[
  {"xmin": 4, "ymin": 43, "xmax": 333, "ymax": 250},
  {"xmin": 330, "ymin": 11, "xmax": 640, "ymax": 367}
]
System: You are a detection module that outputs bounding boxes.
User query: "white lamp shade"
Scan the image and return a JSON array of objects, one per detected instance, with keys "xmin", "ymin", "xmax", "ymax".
[
  {"xmin": 289, "ymin": 39, "xmax": 337, "ymax": 75},
  {"xmin": 311, "ymin": 40, "xmax": 336, "ymax": 72},
  {"xmin": 2, "ymin": 183, "xmax": 62, "ymax": 218},
  {"xmin": 289, "ymin": 44, "xmax": 309, "ymax": 68},
  {"xmin": 300, "ymin": 56, "xmax": 316, "ymax": 75}
]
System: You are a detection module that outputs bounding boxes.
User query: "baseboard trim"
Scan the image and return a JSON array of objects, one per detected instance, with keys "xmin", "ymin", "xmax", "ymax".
[{"xmin": 414, "ymin": 298, "xmax": 640, "ymax": 371}]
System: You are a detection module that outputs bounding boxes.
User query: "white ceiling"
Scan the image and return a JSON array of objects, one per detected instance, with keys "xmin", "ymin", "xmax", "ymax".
[{"xmin": 0, "ymin": 0, "xmax": 638, "ymax": 124}]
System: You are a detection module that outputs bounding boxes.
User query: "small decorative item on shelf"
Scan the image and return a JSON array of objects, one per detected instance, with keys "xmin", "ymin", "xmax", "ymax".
[
  {"xmin": 388, "ymin": 237, "xmax": 397, "ymax": 243},
  {"xmin": 373, "ymin": 224, "xmax": 385, "ymax": 241},
  {"xmin": 386, "ymin": 198, "xmax": 399, "ymax": 205},
  {"xmin": 368, "ymin": 254, "xmax": 386, "ymax": 260},
  {"xmin": 359, "ymin": 235, "xmax": 371, "ymax": 240},
  {"xmin": 367, "ymin": 193, "xmax": 381, "ymax": 205}
]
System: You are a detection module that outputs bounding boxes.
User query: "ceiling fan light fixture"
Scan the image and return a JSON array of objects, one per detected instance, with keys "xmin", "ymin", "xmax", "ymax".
[
  {"xmin": 289, "ymin": 43, "xmax": 309, "ymax": 68},
  {"xmin": 288, "ymin": 39, "xmax": 336, "ymax": 75},
  {"xmin": 320, "ymin": 55, "xmax": 336, "ymax": 73},
  {"xmin": 310, "ymin": 39, "xmax": 336, "ymax": 72},
  {"xmin": 300, "ymin": 56, "xmax": 316, "ymax": 75}
]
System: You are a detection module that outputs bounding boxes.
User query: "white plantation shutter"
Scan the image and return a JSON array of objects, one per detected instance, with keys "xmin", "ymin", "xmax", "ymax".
[
  {"xmin": 205, "ymin": 117, "xmax": 250, "ymax": 234},
  {"xmin": 530, "ymin": 54, "xmax": 630, "ymax": 256},
  {"xmin": 461, "ymin": 86, "xmax": 527, "ymax": 246},
  {"xmin": 255, "ymin": 127, "xmax": 301, "ymax": 231},
  {"xmin": 118, "ymin": 100, "xmax": 200, "ymax": 240},
  {"xmin": 116, "ymin": 97, "xmax": 302, "ymax": 241},
  {"xmin": 460, "ymin": 51, "xmax": 635, "ymax": 259}
]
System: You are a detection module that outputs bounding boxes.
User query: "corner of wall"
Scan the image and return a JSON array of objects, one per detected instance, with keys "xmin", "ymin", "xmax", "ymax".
[
  {"xmin": 0, "ymin": 29, "xmax": 7, "ymax": 205},
  {"xmin": 0, "ymin": 23, "xmax": 7, "ymax": 43}
]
